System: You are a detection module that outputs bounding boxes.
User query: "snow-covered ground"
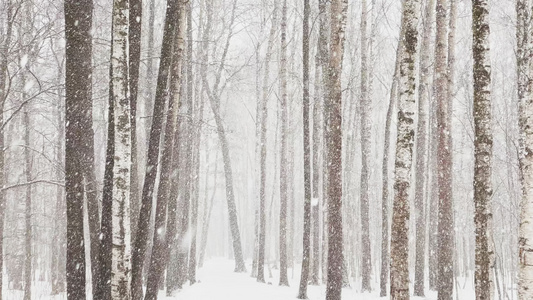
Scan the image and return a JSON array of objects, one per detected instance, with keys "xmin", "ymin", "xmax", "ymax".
[
  {"xmin": 6, "ymin": 258, "xmax": 485, "ymax": 299},
  {"xmin": 166, "ymin": 258, "xmax": 475, "ymax": 300}
]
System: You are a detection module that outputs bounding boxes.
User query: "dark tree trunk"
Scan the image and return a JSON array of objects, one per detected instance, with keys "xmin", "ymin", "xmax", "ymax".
[
  {"xmin": 96, "ymin": 80, "xmax": 114, "ymax": 300},
  {"xmin": 145, "ymin": 2, "xmax": 187, "ymax": 298},
  {"xmin": 64, "ymin": 0, "xmax": 93, "ymax": 298},
  {"xmin": 129, "ymin": 0, "xmax": 142, "ymax": 242},
  {"xmin": 325, "ymin": 1, "xmax": 347, "ymax": 300},
  {"xmin": 435, "ymin": 0, "xmax": 454, "ymax": 299},
  {"xmin": 131, "ymin": 0, "xmax": 180, "ymax": 298},
  {"xmin": 472, "ymin": 0, "xmax": 493, "ymax": 299}
]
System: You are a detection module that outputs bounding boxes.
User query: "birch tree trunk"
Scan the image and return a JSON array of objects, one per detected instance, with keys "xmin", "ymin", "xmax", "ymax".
[
  {"xmin": 472, "ymin": 1, "xmax": 493, "ymax": 299},
  {"xmin": 325, "ymin": 0, "xmax": 348, "ymax": 300},
  {"xmin": 390, "ymin": 0, "xmax": 421, "ymax": 299},
  {"xmin": 110, "ymin": 0, "xmax": 132, "ymax": 299},
  {"xmin": 279, "ymin": 0, "xmax": 289, "ymax": 287},
  {"xmin": 518, "ymin": 0, "xmax": 533, "ymax": 299},
  {"xmin": 414, "ymin": 0, "xmax": 434, "ymax": 296}
]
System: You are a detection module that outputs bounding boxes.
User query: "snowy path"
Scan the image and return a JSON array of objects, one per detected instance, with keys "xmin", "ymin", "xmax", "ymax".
[{"xmin": 167, "ymin": 258, "xmax": 450, "ymax": 300}]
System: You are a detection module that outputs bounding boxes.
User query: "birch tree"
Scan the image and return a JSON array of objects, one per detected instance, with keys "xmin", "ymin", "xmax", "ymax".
[
  {"xmin": 518, "ymin": 0, "xmax": 533, "ymax": 298},
  {"xmin": 390, "ymin": 0, "xmax": 421, "ymax": 299},
  {"xmin": 110, "ymin": 0, "xmax": 132, "ymax": 298},
  {"xmin": 472, "ymin": 1, "xmax": 493, "ymax": 300}
]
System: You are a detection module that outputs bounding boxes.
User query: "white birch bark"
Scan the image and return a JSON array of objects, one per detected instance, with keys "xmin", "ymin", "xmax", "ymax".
[
  {"xmin": 390, "ymin": 0, "xmax": 421, "ymax": 299},
  {"xmin": 110, "ymin": 0, "xmax": 132, "ymax": 298},
  {"xmin": 518, "ymin": 1, "xmax": 533, "ymax": 299}
]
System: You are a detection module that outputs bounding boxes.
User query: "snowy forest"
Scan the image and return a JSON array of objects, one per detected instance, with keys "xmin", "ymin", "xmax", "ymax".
[{"xmin": 0, "ymin": 0, "xmax": 532, "ymax": 299}]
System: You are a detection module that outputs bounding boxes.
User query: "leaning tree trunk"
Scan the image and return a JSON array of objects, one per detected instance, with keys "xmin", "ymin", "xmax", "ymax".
[
  {"xmin": 435, "ymin": 0, "xmax": 454, "ymax": 298},
  {"xmin": 359, "ymin": 0, "xmax": 372, "ymax": 291},
  {"xmin": 110, "ymin": 0, "xmax": 132, "ymax": 299},
  {"xmin": 324, "ymin": 0, "xmax": 348, "ymax": 300},
  {"xmin": 145, "ymin": 1, "xmax": 187, "ymax": 297},
  {"xmin": 390, "ymin": 0, "xmax": 421, "ymax": 299},
  {"xmin": 379, "ymin": 18, "xmax": 403, "ymax": 297},
  {"xmin": 472, "ymin": 1, "xmax": 493, "ymax": 300},
  {"xmin": 131, "ymin": 0, "xmax": 179, "ymax": 298},
  {"xmin": 413, "ymin": 0, "xmax": 434, "ymax": 296},
  {"xmin": 297, "ymin": 0, "xmax": 312, "ymax": 297},
  {"xmin": 201, "ymin": 0, "xmax": 247, "ymax": 273},
  {"xmin": 64, "ymin": 0, "xmax": 93, "ymax": 298}
]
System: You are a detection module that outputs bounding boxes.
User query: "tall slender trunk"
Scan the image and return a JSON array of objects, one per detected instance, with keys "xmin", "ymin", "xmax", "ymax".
[
  {"xmin": 23, "ymin": 108, "xmax": 31, "ymax": 300},
  {"xmin": 188, "ymin": 9, "xmax": 203, "ymax": 279},
  {"xmin": 131, "ymin": 0, "xmax": 179, "ymax": 298},
  {"xmin": 297, "ymin": 0, "xmax": 312, "ymax": 297},
  {"xmin": 0, "ymin": 3, "xmax": 15, "ymax": 299},
  {"xmin": 435, "ymin": 0, "xmax": 453, "ymax": 298},
  {"xmin": 64, "ymin": 0, "xmax": 93, "ymax": 298},
  {"xmin": 379, "ymin": 20, "xmax": 403, "ymax": 297},
  {"xmin": 177, "ymin": 8, "xmax": 193, "ymax": 286},
  {"xmin": 278, "ymin": 0, "xmax": 289, "ymax": 287},
  {"xmin": 110, "ymin": 1, "xmax": 132, "ymax": 299},
  {"xmin": 51, "ymin": 78, "xmax": 66, "ymax": 295},
  {"xmin": 359, "ymin": 0, "xmax": 372, "ymax": 291},
  {"xmin": 258, "ymin": 3, "xmax": 278, "ymax": 283},
  {"xmin": 414, "ymin": 0, "xmax": 434, "ymax": 296},
  {"xmin": 472, "ymin": 1, "xmax": 493, "ymax": 299},
  {"xmin": 144, "ymin": 0, "xmax": 156, "ymax": 141},
  {"xmin": 325, "ymin": 1, "xmax": 348, "ymax": 300},
  {"xmin": 318, "ymin": 0, "xmax": 330, "ymax": 284},
  {"xmin": 129, "ymin": 0, "xmax": 142, "ymax": 241},
  {"xmin": 390, "ymin": 1, "xmax": 421, "ymax": 299},
  {"xmin": 518, "ymin": 0, "xmax": 533, "ymax": 299},
  {"xmin": 145, "ymin": 2, "xmax": 186, "ymax": 298},
  {"xmin": 201, "ymin": 0, "xmax": 246, "ymax": 273}
]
